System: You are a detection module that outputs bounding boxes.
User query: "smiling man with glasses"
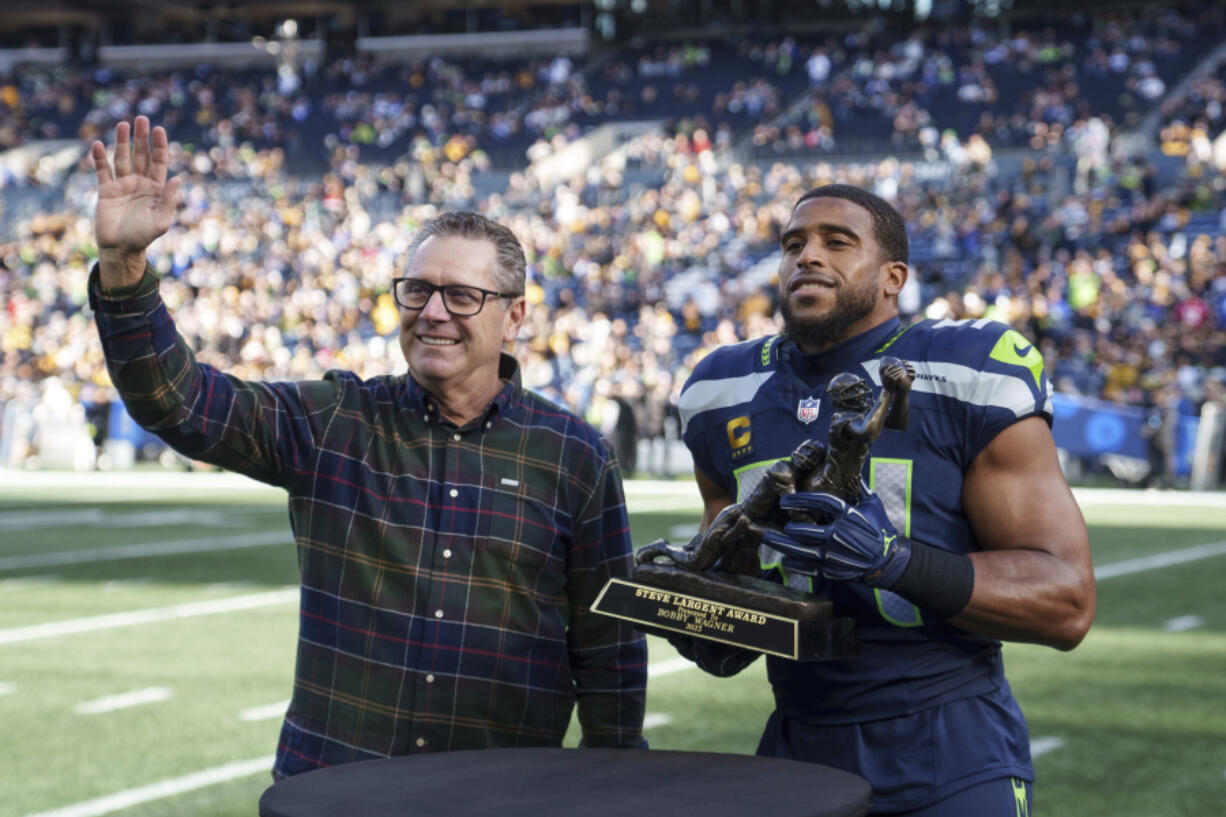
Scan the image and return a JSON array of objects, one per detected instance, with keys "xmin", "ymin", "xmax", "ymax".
[
  {"xmin": 87, "ymin": 118, "xmax": 646, "ymax": 782},
  {"xmin": 389, "ymin": 217, "xmax": 529, "ymax": 426}
]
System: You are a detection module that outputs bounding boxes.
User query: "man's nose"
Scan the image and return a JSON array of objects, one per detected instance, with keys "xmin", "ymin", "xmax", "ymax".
[
  {"xmin": 418, "ymin": 289, "xmax": 451, "ymax": 320},
  {"xmin": 798, "ymin": 239, "xmax": 825, "ymax": 266}
]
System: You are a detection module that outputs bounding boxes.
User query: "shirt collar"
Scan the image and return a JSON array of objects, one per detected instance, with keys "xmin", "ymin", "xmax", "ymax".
[
  {"xmin": 400, "ymin": 353, "xmax": 522, "ymax": 426},
  {"xmin": 783, "ymin": 317, "xmax": 903, "ymax": 379}
]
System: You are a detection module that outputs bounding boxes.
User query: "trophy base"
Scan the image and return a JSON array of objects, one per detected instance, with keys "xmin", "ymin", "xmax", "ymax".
[{"xmin": 592, "ymin": 565, "xmax": 859, "ymax": 661}]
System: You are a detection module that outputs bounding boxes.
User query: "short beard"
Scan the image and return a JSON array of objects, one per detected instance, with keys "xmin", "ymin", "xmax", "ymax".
[{"xmin": 781, "ymin": 285, "xmax": 877, "ymax": 352}]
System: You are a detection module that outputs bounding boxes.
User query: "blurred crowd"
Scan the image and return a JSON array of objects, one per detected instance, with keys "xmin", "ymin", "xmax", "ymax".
[
  {"xmin": 4, "ymin": 5, "xmax": 1222, "ymax": 178},
  {"xmin": 3, "ymin": 6, "xmax": 1226, "ymax": 479},
  {"xmin": 4, "ymin": 138, "xmax": 1225, "ymax": 476},
  {"xmin": 752, "ymin": 3, "xmax": 1219, "ymax": 159}
]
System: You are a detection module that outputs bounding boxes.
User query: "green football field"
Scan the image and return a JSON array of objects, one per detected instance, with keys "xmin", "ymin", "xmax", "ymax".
[{"xmin": 1, "ymin": 471, "xmax": 1224, "ymax": 817}]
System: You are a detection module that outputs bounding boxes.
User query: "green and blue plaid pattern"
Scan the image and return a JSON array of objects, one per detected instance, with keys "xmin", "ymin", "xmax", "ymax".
[{"xmin": 91, "ymin": 270, "xmax": 647, "ymax": 778}]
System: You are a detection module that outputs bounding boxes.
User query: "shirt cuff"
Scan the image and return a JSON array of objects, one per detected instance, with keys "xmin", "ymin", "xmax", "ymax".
[{"xmin": 87, "ymin": 262, "xmax": 160, "ymax": 305}]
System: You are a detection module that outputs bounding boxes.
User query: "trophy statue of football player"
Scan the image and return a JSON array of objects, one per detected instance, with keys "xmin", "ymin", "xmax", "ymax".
[{"xmin": 635, "ymin": 357, "xmax": 915, "ymax": 575}]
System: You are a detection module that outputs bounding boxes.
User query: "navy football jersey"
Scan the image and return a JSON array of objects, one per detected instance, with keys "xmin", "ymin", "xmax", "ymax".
[{"xmin": 678, "ymin": 316, "xmax": 1051, "ymax": 807}]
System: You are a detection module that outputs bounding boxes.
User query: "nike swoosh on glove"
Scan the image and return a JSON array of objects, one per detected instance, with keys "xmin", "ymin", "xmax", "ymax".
[{"xmin": 765, "ymin": 491, "xmax": 912, "ymax": 589}]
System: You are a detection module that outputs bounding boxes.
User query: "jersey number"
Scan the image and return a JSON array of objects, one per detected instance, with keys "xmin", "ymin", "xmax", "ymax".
[{"xmin": 870, "ymin": 457, "xmax": 923, "ymax": 627}]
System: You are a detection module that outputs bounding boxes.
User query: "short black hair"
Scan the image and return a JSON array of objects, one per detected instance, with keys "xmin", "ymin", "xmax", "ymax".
[{"xmin": 793, "ymin": 184, "xmax": 909, "ymax": 264}]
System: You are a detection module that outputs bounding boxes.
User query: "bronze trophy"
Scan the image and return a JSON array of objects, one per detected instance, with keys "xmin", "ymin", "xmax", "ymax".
[{"xmin": 592, "ymin": 358, "xmax": 916, "ymax": 661}]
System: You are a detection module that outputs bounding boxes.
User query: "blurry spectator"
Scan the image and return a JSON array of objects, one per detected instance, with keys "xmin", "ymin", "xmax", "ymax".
[{"xmin": 1142, "ymin": 384, "xmax": 1181, "ymax": 489}]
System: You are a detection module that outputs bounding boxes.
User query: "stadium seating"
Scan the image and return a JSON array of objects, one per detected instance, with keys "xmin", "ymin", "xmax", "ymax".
[{"xmin": 1, "ymin": 7, "xmax": 1225, "ymax": 482}]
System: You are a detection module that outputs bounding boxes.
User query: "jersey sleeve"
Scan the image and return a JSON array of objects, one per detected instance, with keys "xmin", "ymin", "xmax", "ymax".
[
  {"xmin": 677, "ymin": 339, "xmax": 777, "ymax": 497},
  {"xmin": 965, "ymin": 321, "xmax": 1053, "ymax": 463},
  {"xmin": 679, "ymin": 349, "xmax": 736, "ymax": 495}
]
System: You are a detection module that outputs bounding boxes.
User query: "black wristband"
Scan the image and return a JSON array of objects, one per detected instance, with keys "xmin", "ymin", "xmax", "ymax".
[{"xmin": 890, "ymin": 539, "xmax": 975, "ymax": 619}]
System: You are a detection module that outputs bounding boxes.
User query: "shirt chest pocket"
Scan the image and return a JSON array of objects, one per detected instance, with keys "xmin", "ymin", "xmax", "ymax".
[{"xmin": 477, "ymin": 473, "xmax": 568, "ymax": 593}]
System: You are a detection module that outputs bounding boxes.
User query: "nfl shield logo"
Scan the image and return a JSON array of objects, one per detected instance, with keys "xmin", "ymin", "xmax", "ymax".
[{"xmin": 797, "ymin": 397, "xmax": 820, "ymax": 424}]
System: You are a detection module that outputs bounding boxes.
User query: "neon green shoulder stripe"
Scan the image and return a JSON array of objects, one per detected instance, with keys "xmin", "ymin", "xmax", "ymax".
[
  {"xmin": 874, "ymin": 321, "xmax": 914, "ymax": 354},
  {"xmin": 759, "ymin": 334, "xmax": 781, "ymax": 367}
]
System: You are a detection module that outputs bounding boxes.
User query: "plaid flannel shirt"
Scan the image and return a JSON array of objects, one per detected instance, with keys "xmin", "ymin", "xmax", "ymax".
[{"xmin": 90, "ymin": 268, "xmax": 647, "ymax": 778}]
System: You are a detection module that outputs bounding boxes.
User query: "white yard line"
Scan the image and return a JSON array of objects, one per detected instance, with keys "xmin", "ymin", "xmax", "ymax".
[
  {"xmin": 627, "ymin": 498, "xmax": 705, "ymax": 514},
  {"xmin": 0, "ymin": 530, "xmax": 291, "ymax": 571},
  {"xmin": 0, "ymin": 469, "xmax": 277, "ymax": 493},
  {"xmin": 623, "ymin": 481, "xmax": 701, "ymax": 513},
  {"xmin": 1070, "ymin": 488, "xmax": 1226, "ymax": 507},
  {"xmin": 101, "ymin": 578, "xmax": 155, "ymax": 591},
  {"xmin": 96, "ymin": 510, "xmax": 245, "ymax": 528},
  {"xmin": 74, "ymin": 687, "xmax": 172, "ymax": 715},
  {"xmin": 643, "ymin": 713, "xmax": 674, "ymax": 729},
  {"xmin": 20, "ymin": 756, "xmax": 274, "ymax": 817},
  {"xmin": 0, "ymin": 588, "xmax": 298, "ymax": 645},
  {"xmin": 1030, "ymin": 737, "xmax": 1064, "ymax": 758},
  {"xmin": 0, "ymin": 575, "xmax": 60, "ymax": 590},
  {"xmin": 204, "ymin": 580, "xmax": 260, "ymax": 593},
  {"xmin": 648, "ymin": 657, "xmax": 696, "ymax": 677},
  {"xmin": 1164, "ymin": 615, "xmax": 1205, "ymax": 632},
  {"xmin": 2, "ymin": 471, "xmax": 1217, "ymax": 504},
  {"xmin": 623, "ymin": 480, "xmax": 702, "ymax": 496},
  {"xmin": 238, "ymin": 700, "xmax": 290, "ymax": 722},
  {"xmin": 0, "ymin": 509, "xmax": 105, "ymax": 531},
  {"xmin": 0, "ymin": 509, "xmax": 243, "ymax": 533},
  {"xmin": 1094, "ymin": 541, "xmax": 1226, "ymax": 580},
  {"xmin": 0, "ymin": 681, "xmax": 16, "ymax": 695}
]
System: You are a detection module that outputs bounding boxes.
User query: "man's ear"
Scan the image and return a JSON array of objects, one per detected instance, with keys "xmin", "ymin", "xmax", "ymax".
[
  {"xmin": 502, "ymin": 297, "xmax": 526, "ymax": 344},
  {"xmin": 882, "ymin": 260, "xmax": 908, "ymax": 298}
]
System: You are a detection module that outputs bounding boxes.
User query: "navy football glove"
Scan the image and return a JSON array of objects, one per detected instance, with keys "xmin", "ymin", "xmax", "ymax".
[{"xmin": 764, "ymin": 491, "xmax": 912, "ymax": 589}]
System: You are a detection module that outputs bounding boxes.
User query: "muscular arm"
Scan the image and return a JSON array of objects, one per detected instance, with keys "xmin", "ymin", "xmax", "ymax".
[
  {"xmin": 952, "ymin": 416, "xmax": 1096, "ymax": 650},
  {"xmin": 695, "ymin": 465, "xmax": 735, "ymax": 531}
]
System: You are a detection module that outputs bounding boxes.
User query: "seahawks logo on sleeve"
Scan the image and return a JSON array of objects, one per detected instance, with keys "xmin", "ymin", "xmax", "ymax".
[
  {"xmin": 988, "ymin": 329, "xmax": 1044, "ymax": 391},
  {"xmin": 867, "ymin": 318, "xmax": 1052, "ymax": 421}
]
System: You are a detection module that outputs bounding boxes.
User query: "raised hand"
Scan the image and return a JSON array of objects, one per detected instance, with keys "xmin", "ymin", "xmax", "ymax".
[{"xmin": 91, "ymin": 116, "xmax": 182, "ymax": 289}]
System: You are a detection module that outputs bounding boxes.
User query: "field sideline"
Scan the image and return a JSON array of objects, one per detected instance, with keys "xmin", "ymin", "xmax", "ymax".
[
  {"xmin": 2, "ymin": 470, "xmax": 1224, "ymax": 817},
  {"xmin": 6, "ymin": 467, "xmax": 1226, "ymax": 505}
]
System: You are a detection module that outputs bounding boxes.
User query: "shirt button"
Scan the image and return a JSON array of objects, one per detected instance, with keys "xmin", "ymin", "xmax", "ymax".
[
  {"xmin": 452, "ymin": 433, "xmax": 462, "ymax": 441},
  {"xmin": 434, "ymin": 609, "xmax": 444, "ymax": 618},
  {"xmin": 443, "ymin": 549, "xmax": 452, "ymax": 558},
  {"xmin": 426, "ymin": 674, "xmax": 435, "ymax": 683},
  {"xmin": 485, "ymin": 421, "xmax": 492, "ymax": 429},
  {"xmin": 416, "ymin": 738, "xmax": 426, "ymax": 747},
  {"xmin": 449, "ymin": 488, "xmax": 458, "ymax": 498}
]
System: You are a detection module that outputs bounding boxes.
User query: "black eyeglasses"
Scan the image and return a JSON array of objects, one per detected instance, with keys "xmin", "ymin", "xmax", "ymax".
[{"xmin": 391, "ymin": 278, "xmax": 521, "ymax": 317}]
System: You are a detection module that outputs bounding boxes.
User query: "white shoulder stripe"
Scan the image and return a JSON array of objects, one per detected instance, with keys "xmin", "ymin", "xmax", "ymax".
[
  {"xmin": 928, "ymin": 317, "xmax": 996, "ymax": 330},
  {"xmin": 679, "ymin": 370, "xmax": 775, "ymax": 435},
  {"xmin": 863, "ymin": 359, "xmax": 1047, "ymax": 418}
]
